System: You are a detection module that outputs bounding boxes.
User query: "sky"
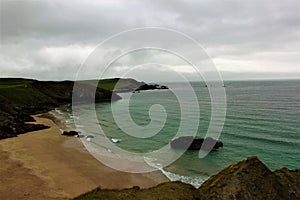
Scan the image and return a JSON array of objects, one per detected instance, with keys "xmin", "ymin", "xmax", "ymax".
[{"xmin": 0, "ymin": 0, "xmax": 299, "ymax": 82}]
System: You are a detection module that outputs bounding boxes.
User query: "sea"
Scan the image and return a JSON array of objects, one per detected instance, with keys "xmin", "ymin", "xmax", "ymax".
[{"xmin": 51, "ymin": 80, "xmax": 300, "ymax": 188}]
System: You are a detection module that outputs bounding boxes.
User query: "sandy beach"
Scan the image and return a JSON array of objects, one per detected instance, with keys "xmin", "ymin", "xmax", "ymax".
[{"xmin": 0, "ymin": 115, "xmax": 167, "ymax": 200}]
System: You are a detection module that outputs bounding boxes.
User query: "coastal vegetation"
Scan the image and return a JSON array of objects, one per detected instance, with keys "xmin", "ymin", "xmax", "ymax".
[
  {"xmin": 0, "ymin": 78, "xmax": 167, "ymax": 139},
  {"xmin": 74, "ymin": 156, "xmax": 300, "ymax": 200},
  {"xmin": 82, "ymin": 78, "xmax": 168, "ymax": 92},
  {"xmin": 0, "ymin": 78, "xmax": 118, "ymax": 139}
]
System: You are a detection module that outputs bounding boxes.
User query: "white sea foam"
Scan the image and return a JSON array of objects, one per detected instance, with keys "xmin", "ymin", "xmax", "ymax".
[
  {"xmin": 111, "ymin": 138, "xmax": 121, "ymax": 143},
  {"xmin": 54, "ymin": 108, "xmax": 64, "ymax": 115},
  {"xmin": 144, "ymin": 156, "xmax": 207, "ymax": 188},
  {"xmin": 159, "ymin": 168, "xmax": 206, "ymax": 188}
]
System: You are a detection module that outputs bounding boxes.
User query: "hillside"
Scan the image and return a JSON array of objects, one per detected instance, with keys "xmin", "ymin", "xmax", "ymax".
[
  {"xmin": 0, "ymin": 77, "xmax": 168, "ymax": 139},
  {"xmin": 82, "ymin": 78, "xmax": 168, "ymax": 92},
  {"xmin": 74, "ymin": 156, "xmax": 300, "ymax": 200},
  {"xmin": 97, "ymin": 78, "xmax": 146, "ymax": 92},
  {"xmin": 0, "ymin": 78, "xmax": 121, "ymax": 139}
]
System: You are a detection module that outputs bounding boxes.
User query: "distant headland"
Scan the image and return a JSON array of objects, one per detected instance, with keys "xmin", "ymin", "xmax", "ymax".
[{"xmin": 0, "ymin": 78, "xmax": 168, "ymax": 139}]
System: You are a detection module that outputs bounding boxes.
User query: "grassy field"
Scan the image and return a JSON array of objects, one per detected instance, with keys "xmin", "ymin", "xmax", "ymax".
[
  {"xmin": 0, "ymin": 78, "xmax": 123, "ymax": 139},
  {"xmin": 0, "ymin": 78, "xmax": 34, "ymax": 88},
  {"xmin": 0, "ymin": 79, "xmax": 50, "ymax": 106},
  {"xmin": 81, "ymin": 78, "xmax": 144, "ymax": 91},
  {"xmin": 0, "ymin": 78, "xmax": 136, "ymax": 106}
]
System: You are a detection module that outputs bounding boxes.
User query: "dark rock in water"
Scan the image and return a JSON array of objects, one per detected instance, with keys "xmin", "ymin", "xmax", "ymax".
[
  {"xmin": 62, "ymin": 131, "xmax": 79, "ymax": 136},
  {"xmin": 135, "ymin": 83, "xmax": 168, "ymax": 92},
  {"xmin": 159, "ymin": 85, "xmax": 168, "ymax": 89},
  {"xmin": 201, "ymin": 137, "xmax": 223, "ymax": 151},
  {"xmin": 170, "ymin": 136, "xmax": 223, "ymax": 151}
]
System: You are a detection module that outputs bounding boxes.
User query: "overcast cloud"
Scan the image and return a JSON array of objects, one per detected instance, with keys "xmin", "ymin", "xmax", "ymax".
[{"xmin": 0, "ymin": 0, "xmax": 299, "ymax": 81}]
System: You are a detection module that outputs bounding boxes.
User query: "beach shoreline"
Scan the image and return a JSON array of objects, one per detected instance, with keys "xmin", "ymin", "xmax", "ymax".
[{"xmin": 0, "ymin": 114, "xmax": 167, "ymax": 200}]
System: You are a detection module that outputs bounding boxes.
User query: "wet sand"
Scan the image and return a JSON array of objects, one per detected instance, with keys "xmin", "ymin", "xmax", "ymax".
[{"xmin": 0, "ymin": 115, "xmax": 167, "ymax": 200}]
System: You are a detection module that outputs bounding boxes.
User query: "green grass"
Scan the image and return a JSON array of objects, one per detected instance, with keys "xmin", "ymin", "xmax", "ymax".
[
  {"xmin": 0, "ymin": 79, "xmax": 34, "ymax": 89},
  {"xmin": 0, "ymin": 84, "xmax": 28, "ymax": 88},
  {"xmin": 0, "ymin": 78, "xmax": 62, "ymax": 106},
  {"xmin": 0, "ymin": 78, "xmax": 142, "ymax": 107},
  {"xmin": 81, "ymin": 78, "xmax": 143, "ymax": 91},
  {"xmin": 0, "ymin": 86, "xmax": 52, "ymax": 106}
]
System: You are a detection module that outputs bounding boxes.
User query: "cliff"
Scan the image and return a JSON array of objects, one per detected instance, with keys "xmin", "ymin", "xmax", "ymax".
[
  {"xmin": 74, "ymin": 156, "xmax": 300, "ymax": 200},
  {"xmin": 0, "ymin": 77, "xmax": 168, "ymax": 139},
  {"xmin": 93, "ymin": 78, "xmax": 168, "ymax": 93},
  {"xmin": 0, "ymin": 78, "xmax": 121, "ymax": 139}
]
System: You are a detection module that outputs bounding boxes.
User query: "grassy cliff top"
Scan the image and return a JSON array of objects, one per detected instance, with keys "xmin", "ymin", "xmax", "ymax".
[
  {"xmin": 0, "ymin": 78, "xmax": 135, "ymax": 106},
  {"xmin": 0, "ymin": 78, "xmax": 122, "ymax": 139},
  {"xmin": 84, "ymin": 78, "xmax": 145, "ymax": 91}
]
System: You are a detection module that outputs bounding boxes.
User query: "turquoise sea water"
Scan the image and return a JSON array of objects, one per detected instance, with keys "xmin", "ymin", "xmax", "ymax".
[{"xmin": 53, "ymin": 80, "xmax": 300, "ymax": 187}]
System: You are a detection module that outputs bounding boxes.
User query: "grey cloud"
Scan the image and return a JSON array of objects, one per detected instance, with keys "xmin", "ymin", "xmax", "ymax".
[{"xmin": 0, "ymin": 0, "xmax": 299, "ymax": 81}]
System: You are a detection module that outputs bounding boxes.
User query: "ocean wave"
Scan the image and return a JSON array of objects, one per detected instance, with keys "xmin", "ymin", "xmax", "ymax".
[
  {"xmin": 225, "ymin": 132, "xmax": 300, "ymax": 145},
  {"xmin": 144, "ymin": 156, "xmax": 208, "ymax": 188},
  {"xmin": 54, "ymin": 108, "xmax": 64, "ymax": 115},
  {"xmin": 160, "ymin": 168, "xmax": 207, "ymax": 188}
]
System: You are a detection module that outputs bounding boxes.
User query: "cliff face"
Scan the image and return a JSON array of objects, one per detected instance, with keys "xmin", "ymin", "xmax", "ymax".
[
  {"xmin": 73, "ymin": 156, "xmax": 300, "ymax": 200},
  {"xmin": 0, "ymin": 78, "xmax": 121, "ymax": 139},
  {"xmin": 273, "ymin": 168, "xmax": 300, "ymax": 200}
]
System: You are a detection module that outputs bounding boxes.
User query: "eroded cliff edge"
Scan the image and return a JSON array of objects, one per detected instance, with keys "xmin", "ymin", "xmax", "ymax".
[{"xmin": 74, "ymin": 156, "xmax": 300, "ymax": 200}]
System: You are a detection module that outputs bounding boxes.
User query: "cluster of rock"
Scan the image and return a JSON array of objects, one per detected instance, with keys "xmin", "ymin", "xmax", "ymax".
[
  {"xmin": 110, "ymin": 78, "xmax": 168, "ymax": 93},
  {"xmin": 134, "ymin": 83, "xmax": 168, "ymax": 92},
  {"xmin": 0, "ymin": 96, "xmax": 49, "ymax": 139},
  {"xmin": 170, "ymin": 136, "xmax": 223, "ymax": 151}
]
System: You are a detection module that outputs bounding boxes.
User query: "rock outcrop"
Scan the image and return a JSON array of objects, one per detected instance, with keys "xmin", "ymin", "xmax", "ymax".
[
  {"xmin": 198, "ymin": 156, "xmax": 300, "ymax": 200},
  {"xmin": 104, "ymin": 78, "xmax": 168, "ymax": 93},
  {"xmin": 73, "ymin": 156, "xmax": 300, "ymax": 200},
  {"xmin": 134, "ymin": 83, "xmax": 168, "ymax": 92},
  {"xmin": 73, "ymin": 181, "xmax": 199, "ymax": 200},
  {"xmin": 62, "ymin": 131, "xmax": 79, "ymax": 136},
  {"xmin": 170, "ymin": 136, "xmax": 223, "ymax": 151}
]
